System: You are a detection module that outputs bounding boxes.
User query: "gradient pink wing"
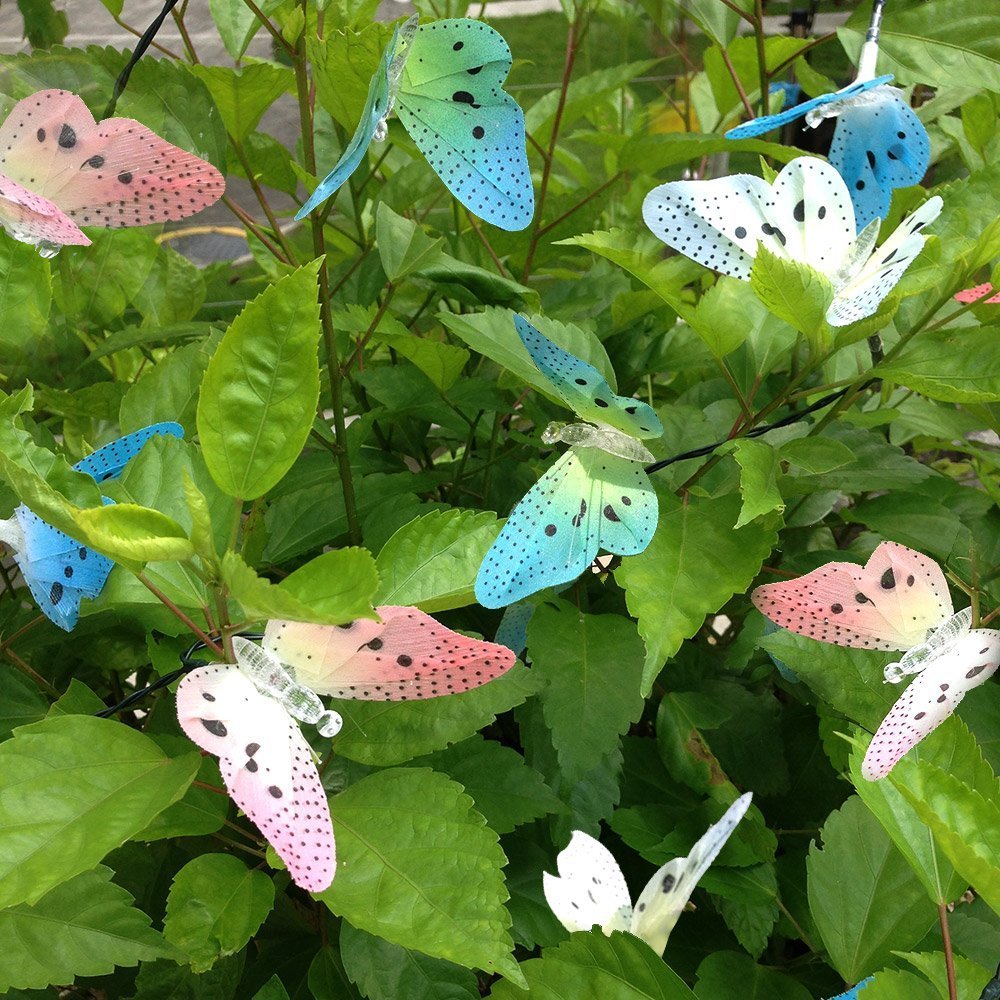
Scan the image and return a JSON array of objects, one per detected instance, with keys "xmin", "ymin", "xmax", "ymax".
[
  {"xmin": 176, "ymin": 664, "xmax": 336, "ymax": 892},
  {"xmin": 263, "ymin": 605, "xmax": 517, "ymax": 700},
  {"xmin": 0, "ymin": 171, "xmax": 89, "ymax": 246},
  {"xmin": 954, "ymin": 283, "xmax": 1000, "ymax": 305},
  {"xmin": 752, "ymin": 541, "xmax": 952, "ymax": 650},
  {"xmin": 862, "ymin": 628, "xmax": 1000, "ymax": 779},
  {"xmin": 0, "ymin": 89, "xmax": 224, "ymax": 230}
]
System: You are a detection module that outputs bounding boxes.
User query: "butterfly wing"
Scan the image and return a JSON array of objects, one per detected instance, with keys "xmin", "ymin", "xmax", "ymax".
[
  {"xmin": 828, "ymin": 195, "xmax": 942, "ymax": 326},
  {"xmin": 543, "ymin": 830, "xmax": 633, "ymax": 935},
  {"xmin": 495, "ymin": 600, "xmax": 535, "ymax": 656},
  {"xmin": 514, "ymin": 316, "xmax": 662, "ymax": 439},
  {"xmin": 862, "ymin": 629, "xmax": 1000, "ymax": 780},
  {"xmin": 395, "ymin": 19, "xmax": 533, "ymax": 231},
  {"xmin": 829, "ymin": 87, "xmax": 929, "ymax": 231},
  {"xmin": 0, "ymin": 89, "xmax": 224, "ymax": 232},
  {"xmin": 752, "ymin": 541, "xmax": 953, "ymax": 651},
  {"xmin": 11, "ymin": 505, "xmax": 114, "ymax": 631},
  {"xmin": 955, "ymin": 283, "xmax": 1000, "ymax": 305},
  {"xmin": 630, "ymin": 792, "xmax": 752, "ymax": 955},
  {"xmin": 0, "ymin": 171, "xmax": 89, "ymax": 248},
  {"xmin": 475, "ymin": 447, "xmax": 657, "ymax": 608},
  {"xmin": 263, "ymin": 605, "xmax": 517, "ymax": 699},
  {"xmin": 74, "ymin": 422, "xmax": 184, "ymax": 482},
  {"xmin": 176, "ymin": 664, "xmax": 336, "ymax": 891}
]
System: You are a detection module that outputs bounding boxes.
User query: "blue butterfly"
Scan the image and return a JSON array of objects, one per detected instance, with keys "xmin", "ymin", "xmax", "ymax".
[
  {"xmin": 0, "ymin": 422, "xmax": 183, "ymax": 630},
  {"xmin": 297, "ymin": 16, "xmax": 533, "ymax": 231},
  {"xmin": 474, "ymin": 318, "xmax": 661, "ymax": 609},
  {"xmin": 726, "ymin": 74, "xmax": 928, "ymax": 230}
]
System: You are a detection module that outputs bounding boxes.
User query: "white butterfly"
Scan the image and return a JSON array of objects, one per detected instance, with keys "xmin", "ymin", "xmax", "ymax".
[
  {"xmin": 543, "ymin": 793, "xmax": 752, "ymax": 955},
  {"xmin": 642, "ymin": 156, "xmax": 941, "ymax": 327}
]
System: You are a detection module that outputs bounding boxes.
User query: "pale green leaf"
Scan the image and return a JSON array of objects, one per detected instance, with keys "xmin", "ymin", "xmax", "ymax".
[
  {"xmin": 74, "ymin": 502, "xmax": 195, "ymax": 568},
  {"xmin": 749, "ymin": 245, "xmax": 832, "ymax": 349}
]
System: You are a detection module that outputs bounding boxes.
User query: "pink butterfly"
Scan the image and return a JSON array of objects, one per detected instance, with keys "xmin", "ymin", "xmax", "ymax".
[
  {"xmin": 177, "ymin": 608, "xmax": 517, "ymax": 890},
  {"xmin": 0, "ymin": 89, "xmax": 224, "ymax": 254},
  {"xmin": 752, "ymin": 542, "xmax": 1000, "ymax": 780},
  {"xmin": 954, "ymin": 283, "xmax": 1000, "ymax": 305}
]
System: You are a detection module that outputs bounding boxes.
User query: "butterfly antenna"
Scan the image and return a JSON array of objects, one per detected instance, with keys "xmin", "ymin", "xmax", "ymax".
[
  {"xmin": 857, "ymin": 0, "xmax": 887, "ymax": 82},
  {"xmin": 103, "ymin": 0, "xmax": 181, "ymax": 118}
]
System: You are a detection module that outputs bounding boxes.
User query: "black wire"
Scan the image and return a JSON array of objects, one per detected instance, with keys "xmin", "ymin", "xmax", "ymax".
[
  {"xmin": 103, "ymin": 0, "xmax": 181, "ymax": 118},
  {"xmin": 644, "ymin": 381, "xmax": 876, "ymax": 475},
  {"xmin": 95, "ymin": 633, "xmax": 264, "ymax": 719}
]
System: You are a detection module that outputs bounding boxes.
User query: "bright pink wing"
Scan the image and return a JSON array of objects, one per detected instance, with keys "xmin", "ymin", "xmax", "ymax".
[
  {"xmin": 0, "ymin": 172, "xmax": 89, "ymax": 246},
  {"xmin": 0, "ymin": 89, "xmax": 224, "ymax": 233},
  {"xmin": 752, "ymin": 541, "xmax": 952, "ymax": 651},
  {"xmin": 176, "ymin": 664, "xmax": 336, "ymax": 892},
  {"xmin": 862, "ymin": 628, "xmax": 1000, "ymax": 779},
  {"xmin": 263, "ymin": 605, "xmax": 518, "ymax": 700},
  {"xmin": 954, "ymin": 283, "xmax": 1000, "ymax": 305}
]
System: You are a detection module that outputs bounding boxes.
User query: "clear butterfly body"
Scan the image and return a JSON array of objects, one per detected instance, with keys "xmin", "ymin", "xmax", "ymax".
[
  {"xmin": 751, "ymin": 542, "xmax": 1000, "ymax": 779},
  {"xmin": 642, "ymin": 157, "xmax": 941, "ymax": 326},
  {"xmin": 543, "ymin": 793, "xmax": 752, "ymax": 955},
  {"xmin": 475, "ymin": 316, "xmax": 662, "ymax": 609}
]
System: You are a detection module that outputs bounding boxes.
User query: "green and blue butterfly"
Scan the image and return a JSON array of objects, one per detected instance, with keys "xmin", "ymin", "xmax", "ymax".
[
  {"xmin": 475, "ymin": 317, "xmax": 662, "ymax": 609},
  {"xmin": 297, "ymin": 16, "xmax": 533, "ymax": 231}
]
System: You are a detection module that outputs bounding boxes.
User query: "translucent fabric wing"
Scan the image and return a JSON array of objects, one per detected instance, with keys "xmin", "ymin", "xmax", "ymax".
[
  {"xmin": 955, "ymin": 283, "xmax": 1000, "ymax": 305},
  {"xmin": 862, "ymin": 629, "xmax": 1000, "ymax": 780},
  {"xmin": 752, "ymin": 541, "xmax": 953, "ymax": 651},
  {"xmin": 0, "ymin": 89, "xmax": 224, "ymax": 249},
  {"xmin": 829, "ymin": 87, "xmax": 929, "ymax": 230},
  {"xmin": 262, "ymin": 605, "xmax": 517, "ymax": 699},
  {"xmin": 176, "ymin": 663, "xmax": 336, "ymax": 891},
  {"xmin": 0, "ymin": 173, "xmax": 87, "ymax": 248},
  {"xmin": 514, "ymin": 316, "xmax": 662, "ymax": 438},
  {"xmin": 542, "ymin": 831, "xmax": 633, "ymax": 935},
  {"xmin": 396, "ymin": 19, "xmax": 533, "ymax": 231},
  {"xmin": 630, "ymin": 793, "xmax": 752, "ymax": 955},
  {"xmin": 474, "ymin": 447, "xmax": 656, "ymax": 608},
  {"xmin": 75, "ymin": 421, "xmax": 183, "ymax": 481},
  {"xmin": 495, "ymin": 600, "xmax": 535, "ymax": 656}
]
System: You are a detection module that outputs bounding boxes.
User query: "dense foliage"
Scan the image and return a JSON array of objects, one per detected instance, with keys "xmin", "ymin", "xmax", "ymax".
[{"xmin": 0, "ymin": 0, "xmax": 999, "ymax": 997}]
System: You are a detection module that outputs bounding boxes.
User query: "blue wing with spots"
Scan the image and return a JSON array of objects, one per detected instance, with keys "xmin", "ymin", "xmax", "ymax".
[
  {"xmin": 725, "ymin": 75, "xmax": 892, "ymax": 139},
  {"xmin": 828, "ymin": 87, "xmax": 929, "ymax": 230},
  {"xmin": 75, "ymin": 422, "xmax": 183, "ymax": 482},
  {"xmin": 474, "ymin": 447, "xmax": 657, "ymax": 608},
  {"xmin": 495, "ymin": 600, "xmax": 534, "ymax": 655},
  {"xmin": 514, "ymin": 316, "xmax": 662, "ymax": 440}
]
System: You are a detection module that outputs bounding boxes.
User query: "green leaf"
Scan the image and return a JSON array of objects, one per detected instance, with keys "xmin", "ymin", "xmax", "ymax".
[
  {"xmin": 724, "ymin": 439, "xmax": 785, "ymax": 528},
  {"xmin": 694, "ymin": 951, "xmax": 811, "ymax": 1000},
  {"xmin": 340, "ymin": 921, "xmax": 479, "ymax": 1000},
  {"xmin": 0, "ymin": 238, "xmax": 52, "ymax": 372},
  {"xmin": 73, "ymin": 503, "xmax": 195, "ymax": 568},
  {"xmin": 616, "ymin": 491, "xmax": 778, "ymax": 695},
  {"xmin": 0, "ymin": 866, "xmax": 174, "ymax": 993},
  {"xmin": 222, "ymin": 548, "xmax": 378, "ymax": 626},
  {"xmin": 376, "ymin": 330, "xmax": 470, "ymax": 393},
  {"xmin": 861, "ymin": 970, "xmax": 937, "ymax": 1000},
  {"xmin": 413, "ymin": 735, "xmax": 564, "ymax": 835},
  {"xmin": 323, "ymin": 767, "xmax": 522, "ymax": 984},
  {"xmin": 0, "ymin": 716, "xmax": 198, "ymax": 909},
  {"xmin": 127, "ymin": 952, "xmax": 245, "ymax": 1000},
  {"xmin": 137, "ymin": 748, "xmax": 229, "ymax": 842},
  {"xmin": 778, "ymin": 437, "xmax": 856, "ymax": 475},
  {"xmin": 308, "ymin": 21, "xmax": 390, "ymax": 130},
  {"xmin": 165, "ymin": 854, "xmax": 274, "ymax": 972},
  {"xmin": 876, "ymin": 327, "xmax": 1000, "ymax": 402},
  {"xmin": 490, "ymin": 931, "xmax": 698, "ymax": 999},
  {"xmin": 749, "ymin": 245, "xmax": 832, "ymax": 348},
  {"xmin": 807, "ymin": 796, "xmax": 936, "ymax": 982},
  {"xmin": 132, "ymin": 244, "xmax": 207, "ymax": 328},
  {"xmin": 330, "ymin": 662, "xmax": 539, "ymax": 766},
  {"xmin": 528, "ymin": 602, "xmax": 645, "ymax": 782},
  {"xmin": 207, "ymin": 0, "xmax": 261, "ymax": 59},
  {"xmin": 899, "ymin": 950, "xmax": 993, "ymax": 998},
  {"xmin": 0, "ymin": 671, "xmax": 47, "ymax": 740},
  {"xmin": 189, "ymin": 64, "xmax": 291, "ymax": 140},
  {"xmin": 376, "ymin": 203, "xmax": 447, "ymax": 283},
  {"xmin": 197, "ymin": 261, "xmax": 322, "ymax": 500},
  {"xmin": 374, "ymin": 509, "xmax": 501, "ymax": 613}
]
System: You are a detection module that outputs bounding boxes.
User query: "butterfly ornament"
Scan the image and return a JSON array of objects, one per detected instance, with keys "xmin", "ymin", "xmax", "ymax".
[
  {"xmin": 752, "ymin": 541, "xmax": 1000, "ymax": 780},
  {"xmin": 725, "ymin": 2, "xmax": 928, "ymax": 231},
  {"xmin": 0, "ymin": 89, "xmax": 225, "ymax": 257},
  {"xmin": 177, "ymin": 608, "xmax": 517, "ymax": 890},
  {"xmin": 955, "ymin": 283, "xmax": 1000, "ymax": 305},
  {"xmin": 543, "ymin": 793, "xmax": 752, "ymax": 956},
  {"xmin": 474, "ymin": 316, "xmax": 662, "ymax": 609},
  {"xmin": 0, "ymin": 422, "xmax": 183, "ymax": 630},
  {"xmin": 642, "ymin": 156, "xmax": 941, "ymax": 326},
  {"xmin": 296, "ymin": 16, "xmax": 533, "ymax": 231}
]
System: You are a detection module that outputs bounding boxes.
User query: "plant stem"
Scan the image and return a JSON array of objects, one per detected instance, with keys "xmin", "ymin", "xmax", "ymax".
[
  {"xmin": 721, "ymin": 46, "xmax": 755, "ymax": 118},
  {"xmin": 232, "ymin": 140, "xmax": 298, "ymax": 263},
  {"xmin": 222, "ymin": 194, "xmax": 290, "ymax": 263},
  {"xmin": 754, "ymin": 0, "xmax": 770, "ymax": 115},
  {"xmin": 293, "ymin": 12, "xmax": 362, "ymax": 544},
  {"xmin": 536, "ymin": 171, "xmax": 624, "ymax": 239},
  {"xmin": 465, "ymin": 210, "xmax": 509, "ymax": 277},
  {"xmin": 2, "ymin": 648, "xmax": 60, "ymax": 698},
  {"xmin": 939, "ymin": 903, "xmax": 958, "ymax": 1000},
  {"xmin": 240, "ymin": 0, "xmax": 295, "ymax": 55},
  {"xmin": 137, "ymin": 573, "xmax": 223, "ymax": 655}
]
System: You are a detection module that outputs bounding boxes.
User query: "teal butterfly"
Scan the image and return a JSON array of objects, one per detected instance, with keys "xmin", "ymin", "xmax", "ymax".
[
  {"xmin": 475, "ymin": 317, "xmax": 662, "ymax": 609},
  {"xmin": 296, "ymin": 16, "xmax": 533, "ymax": 231}
]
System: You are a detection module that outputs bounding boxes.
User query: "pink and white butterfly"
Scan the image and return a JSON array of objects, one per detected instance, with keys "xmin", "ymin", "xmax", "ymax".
[
  {"xmin": 0, "ymin": 89, "xmax": 224, "ymax": 255},
  {"xmin": 752, "ymin": 542, "xmax": 1000, "ymax": 780},
  {"xmin": 955, "ymin": 283, "xmax": 1000, "ymax": 305},
  {"xmin": 177, "ymin": 608, "xmax": 517, "ymax": 890}
]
